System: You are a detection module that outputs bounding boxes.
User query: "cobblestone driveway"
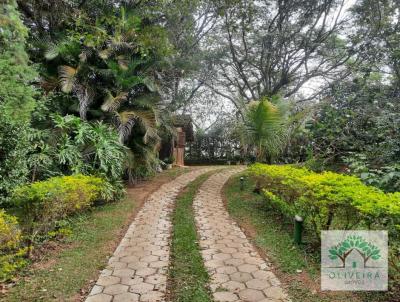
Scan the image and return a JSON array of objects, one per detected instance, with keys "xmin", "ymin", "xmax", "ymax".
[
  {"xmin": 193, "ymin": 168, "xmax": 291, "ymax": 302},
  {"xmin": 86, "ymin": 167, "xmax": 290, "ymax": 302},
  {"xmin": 86, "ymin": 167, "xmax": 217, "ymax": 302}
]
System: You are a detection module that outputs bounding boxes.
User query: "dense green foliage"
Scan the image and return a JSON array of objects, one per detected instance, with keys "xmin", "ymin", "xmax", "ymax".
[
  {"xmin": 0, "ymin": 0, "xmax": 37, "ymax": 121},
  {"xmin": 0, "ymin": 210, "xmax": 27, "ymax": 282},
  {"xmin": 247, "ymin": 163, "xmax": 400, "ymax": 294},
  {"xmin": 0, "ymin": 115, "xmax": 31, "ymax": 206},
  {"xmin": 13, "ymin": 174, "xmax": 109, "ymax": 239},
  {"xmin": 299, "ymin": 0, "xmax": 400, "ymax": 192},
  {"xmin": 27, "ymin": 115, "xmax": 126, "ymax": 202},
  {"xmin": 241, "ymin": 97, "xmax": 287, "ymax": 162},
  {"xmin": 0, "ymin": 0, "xmax": 38, "ymax": 206},
  {"xmin": 0, "ymin": 0, "xmax": 212, "ymax": 283},
  {"xmin": 248, "ymin": 164, "xmax": 400, "ymax": 237},
  {"xmin": 17, "ymin": 1, "xmax": 190, "ymax": 184},
  {"xmin": 41, "ymin": 115, "xmax": 125, "ymax": 181},
  {"xmin": 308, "ymin": 77, "xmax": 400, "ymax": 192}
]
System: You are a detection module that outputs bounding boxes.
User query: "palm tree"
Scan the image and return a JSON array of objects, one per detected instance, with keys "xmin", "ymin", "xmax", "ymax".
[
  {"xmin": 36, "ymin": 6, "xmax": 172, "ymax": 181},
  {"xmin": 243, "ymin": 97, "xmax": 286, "ymax": 163}
]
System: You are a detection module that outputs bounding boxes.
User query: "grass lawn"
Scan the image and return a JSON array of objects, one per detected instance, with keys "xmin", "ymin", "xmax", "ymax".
[
  {"xmin": 223, "ymin": 174, "xmax": 362, "ymax": 302},
  {"xmin": 167, "ymin": 171, "xmax": 217, "ymax": 302},
  {"xmin": 2, "ymin": 167, "xmax": 189, "ymax": 302}
]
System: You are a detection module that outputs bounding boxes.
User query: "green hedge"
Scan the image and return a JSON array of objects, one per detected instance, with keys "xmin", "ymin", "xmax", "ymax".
[
  {"xmin": 248, "ymin": 163, "xmax": 400, "ymax": 237},
  {"xmin": 247, "ymin": 163, "xmax": 400, "ymax": 291},
  {"xmin": 0, "ymin": 174, "xmax": 119, "ymax": 281},
  {"xmin": 0, "ymin": 210, "xmax": 28, "ymax": 282},
  {"xmin": 12, "ymin": 174, "xmax": 111, "ymax": 237}
]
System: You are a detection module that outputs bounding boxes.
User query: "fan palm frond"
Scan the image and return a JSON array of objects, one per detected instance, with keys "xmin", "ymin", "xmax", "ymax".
[
  {"xmin": 108, "ymin": 39, "xmax": 135, "ymax": 53},
  {"xmin": 115, "ymin": 110, "xmax": 158, "ymax": 143},
  {"xmin": 44, "ymin": 42, "xmax": 60, "ymax": 60},
  {"xmin": 79, "ymin": 49, "xmax": 94, "ymax": 62},
  {"xmin": 117, "ymin": 55, "xmax": 130, "ymax": 70},
  {"xmin": 74, "ymin": 84, "xmax": 95, "ymax": 120},
  {"xmin": 115, "ymin": 111, "xmax": 136, "ymax": 143},
  {"xmin": 58, "ymin": 65, "xmax": 77, "ymax": 93},
  {"xmin": 101, "ymin": 91, "xmax": 128, "ymax": 112},
  {"xmin": 99, "ymin": 48, "xmax": 112, "ymax": 59},
  {"xmin": 41, "ymin": 38, "xmax": 81, "ymax": 61}
]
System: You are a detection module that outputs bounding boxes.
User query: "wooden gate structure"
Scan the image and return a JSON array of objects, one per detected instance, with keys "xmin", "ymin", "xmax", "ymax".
[
  {"xmin": 173, "ymin": 127, "xmax": 186, "ymax": 166},
  {"xmin": 159, "ymin": 115, "xmax": 194, "ymax": 167}
]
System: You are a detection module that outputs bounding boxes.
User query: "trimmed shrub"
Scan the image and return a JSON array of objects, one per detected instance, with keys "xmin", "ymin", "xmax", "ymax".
[
  {"xmin": 247, "ymin": 163, "xmax": 400, "ymax": 294},
  {"xmin": 0, "ymin": 210, "xmax": 28, "ymax": 281},
  {"xmin": 12, "ymin": 174, "xmax": 107, "ymax": 237},
  {"xmin": 247, "ymin": 163, "xmax": 400, "ymax": 238}
]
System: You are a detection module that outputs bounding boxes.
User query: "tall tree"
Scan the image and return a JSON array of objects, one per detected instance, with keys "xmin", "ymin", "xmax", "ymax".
[
  {"xmin": 0, "ymin": 0, "xmax": 37, "ymax": 121},
  {"xmin": 0, "ymin": 0, "xmax": 38, "ymax": 205},
  {"xmin": 18, "ymin": 1, "xmax": 176, "ymax": 179},
  {"xmin": 157, "ymin": 0, "xmax": 220, "ymax": 112},
  {"xmin": 205, "ymin": 0, "xmax": 353, "ymax": 109},
  {"xmin": 305, "ymin": 0, "xmax": 400, "ymax": 192},
  {"xmin": 350, "ymin": 0, "xmax": 400, "ymax": 84}
]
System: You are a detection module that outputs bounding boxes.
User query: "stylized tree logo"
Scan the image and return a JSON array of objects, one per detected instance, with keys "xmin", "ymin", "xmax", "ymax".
[{"xmin": 328, "ymin": 235, "xmax": 381, "ymax": 268}]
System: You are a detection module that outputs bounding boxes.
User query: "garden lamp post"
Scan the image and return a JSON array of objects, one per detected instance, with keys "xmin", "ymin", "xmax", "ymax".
[
  {"xmin": 240, "ymin": 177, "xmax": 244, "ymax": 191},
  {"xmin": 294, "ymin": 215, "xmax": 304, "ymax": 244}
]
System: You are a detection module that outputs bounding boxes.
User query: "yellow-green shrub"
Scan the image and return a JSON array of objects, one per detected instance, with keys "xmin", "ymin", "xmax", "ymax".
[
  {"xmin": 12, "ymin": 174, "xmax": 106, "ymax": 236},
  {"xmin": 247, "ymin": 163, "xmax": 400, "ymax": 238},
  {"xmin": 0, "ymin": 210, "xmax": 28, "ymax": 281},
  {"xmin": 0, "ymin": 210, "xmax": 21, "ymax": 250},
  {"xmin": 247, "ymin": 163, "xmax": 400, "ymax": 292}
]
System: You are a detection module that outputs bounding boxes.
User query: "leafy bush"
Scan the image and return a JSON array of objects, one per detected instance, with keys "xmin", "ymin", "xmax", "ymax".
[
  {"xmin": 0, "ymin": 210, "xmax": 28, "ymax": 281},
  {"xmin": 307, "ymin": 79, "xmax": 400, "ymax": 190},
  {"xmin": 52, "ymin": 115, "xmax": 127, "ymax": 182},
  {"xmin": 247, "ymin": 163, "xmax": 400, "ymax": 294},
  {"xmin": 0, "ymin": 0, "xmax": 38, "ymax": 206},
  {"xmin": 12, "ymin": 174, "xmax": 109, "ymax": 238},
  {"xmin": 248, "ymin": 163, "xmax": 400, "ymax": 239},
  {"xmin": 0, "ymin": 0, "xmax": 37, "ymax": 122},
  {"xmin": 344, "ymin": 153, "xmax": 400, "ymax": 192},
  {"xmin": 0, "ymin": 115, "xmax": 31, "ymax": 206},
  {"xmin": 27, "ymin": 115, "xmax": 127, "ymax": 199}
]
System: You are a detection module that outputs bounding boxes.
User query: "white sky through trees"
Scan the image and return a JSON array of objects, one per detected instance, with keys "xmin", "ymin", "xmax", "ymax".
[{"xmin": 185, "ymin": 0, "xmax": 357, "ymax": 130}]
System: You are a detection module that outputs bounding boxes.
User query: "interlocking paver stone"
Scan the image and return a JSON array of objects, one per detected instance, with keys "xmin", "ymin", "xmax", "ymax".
[
  {"xmin": 113, "ymin": 292, "xmax": 139, "ymax": 302},
  {"xmin": 85, "ymin": 167, "xmax": 218, "ymax": 302},
  {"xmin": 239, "ymin": 288, "xmax": 265, "ymax": 301},
  {"xmin": 129, "ymin": 282, "xmax": 154, "ymax": 294},
  {"xmin": 222, "ymin": 280, "xmax": 246, "ymax": 292},
  {"xmin": 97, "ymin": 276, "xmax": 120, "ymax": 287},
  {"xmin": 86, "ymin": 293, "xmax": 112, "ymax": 302},
  {"xmin": 103, "ymin": 284, "xmax": 129, "ymax": 295},
  {"xmin": 213, "ymin": 291, "xmax": 239, "ymax": 302},
  {"xmin": 193, "ymin": 169, "xmax": 291, "ymax": 302}
]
